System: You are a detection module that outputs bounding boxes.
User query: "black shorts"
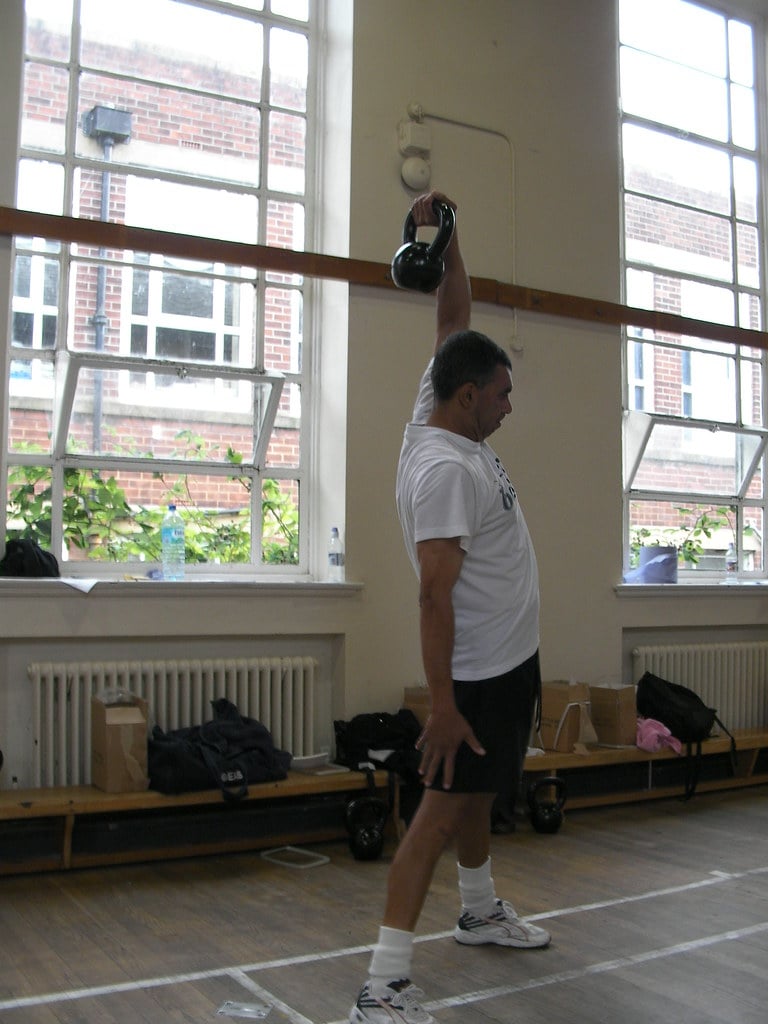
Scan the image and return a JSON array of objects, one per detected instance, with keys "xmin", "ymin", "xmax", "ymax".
[{"xmin": 427, "ymin": 651, "xmax": 541, "ymax": 794}]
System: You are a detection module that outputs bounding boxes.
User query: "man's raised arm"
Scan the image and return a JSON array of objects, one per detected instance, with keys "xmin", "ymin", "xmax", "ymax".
[{"xmin": 410, "ymin": 191, "xmax": 470, "ymax": 354}]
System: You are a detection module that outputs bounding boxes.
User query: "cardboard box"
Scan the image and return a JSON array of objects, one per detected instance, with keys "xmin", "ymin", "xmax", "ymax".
[
  {"xmin": 403, "ymin": 685, "xmax": 430, "ymax": 727},
  {"xmin": 588, "ymin": 684, "xmax": 637, "ymax": 747},
  {"xmin": 540, "ymin": 681, "xmax": 597, "ymax": 753},
  {"xmin": 91, "ymin": 694, "xmax": 150, "ymax": 793}
]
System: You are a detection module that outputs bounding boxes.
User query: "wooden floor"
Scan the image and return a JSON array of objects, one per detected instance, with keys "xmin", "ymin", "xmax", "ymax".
[{"xmin": 0, "ymin": 786, "xmax": 766, "ymax": 1023}]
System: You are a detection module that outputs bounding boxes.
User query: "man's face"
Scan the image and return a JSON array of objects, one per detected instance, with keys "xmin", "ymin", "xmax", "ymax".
[{"xmin": 475, "ymin": 364, "xmax": 513, "ymax": 439}]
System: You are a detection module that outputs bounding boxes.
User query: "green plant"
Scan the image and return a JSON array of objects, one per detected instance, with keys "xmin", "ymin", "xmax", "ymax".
[
  {"xmin": 631, "ymin": 505, "xmax": 754, "ymax": 568},
  {"xmin": 6, "ymin": 434, "xmax": 298, "ymax": 567}
]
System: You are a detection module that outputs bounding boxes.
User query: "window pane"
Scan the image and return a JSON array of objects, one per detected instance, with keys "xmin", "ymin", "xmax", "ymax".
[
  {"xmin": 266, "ymin": 198, "xmax": 304, "ymax": 253},
  {"xmin": 270, "ymin": 27, "xmax": 308, "ymax": 112},
  {"xmin": 632, "ymin": 422, "xmax": 761, "ymax": 494},
  {"xmin": 619, "ymin": 0, "xmax": 727, "ymax": 75},
  {"xmin": 624, "ymin": 194, "xmax": 733, "ymax": 282},
  {"xmin": 271, "ymin": 0, "xmax": 308, "ymax": 21},
  {"xmin": 67, "ymin": 260, "xmax": 121, "ymax": 353},
  {"xmin": 622, "ymin": 124, "xmax": 732, "ymax": 216},
  {"xmin": 744, "ymin": 507, "xmax": 764, "ymax": 570},
  {"xmin": 99, "ymin": 175, "xmax": 261, "ymax": 245},
  {"xmin": 261, "ymin": 478, "xmax": 298, "ymax": 565},
  {"xmin": 729, "ymin": 20, "xmax": 754, "ymax": 87},
  {"xmin": 620, "ymin": 48, "xmax": 728, "ymax": 141},
  {"xmin": 66, "ymin": 365, "xmax": 272, "ymax": 458},
  {"xmin": 77, "ymin": 73, "xmax": 261, "ymax": 188},
  {"xmin": 7, "ymin": 358, "xmax": 54, "ymax": 435},
  {"xmin": 17, "ymin": 159, "xmax": 64, "ymax": 215},
  {"xmin": 24, "ymin": 0, "xmax": 72, "ymax": 61},
  {"xmin": 6, "ymin": 465, "xmax": 54, "ymax": 546},
  {"xmin": 268, "ymin": 111, "xmax": 306, "ymax": 194},
  {"xmin": 731, "ymin": 83, "xmax": 756, "ymax": 150},
  {"xmin": 21, "ymin": 63, "xmax": 69, "ymax": 153},
  {"xmin": 741, "ymin": 358, "xmax": 763, "ymax": 427},
  {"xmin": 267, "ymin": 383, "xmax": 301, "ymax": 470},
  {"xmin": 739, "ymin": 291, "xmax": 761, "ymax": 332},
  {"xmin": 630, "ymin": 341, "xmax": 739, "ymax": 419},
  {"xmin": 734, "ymin": 157, "xmax": 757, "ymax": 222},
  {"xmin": 626, "ymin": 268, "xmax": 736, "ymax": 334},
  {"xmin": 80, "ymin": 0, "xmax": 263, "ymax": 102},
  {"xmin": 264, "ymin": 286, "xmax": 302, "ymax": 372},
  {"xmin": 737, "ymin": 223, "xmax": 759, "ymax": 289}
]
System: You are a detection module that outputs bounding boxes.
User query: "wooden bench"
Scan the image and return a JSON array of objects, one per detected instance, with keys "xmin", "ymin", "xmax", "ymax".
[
  {"xmin": 2, "ymin": 730, "xmax": 767, "ymax": 876},
  {"xmin": 522, "ymin": 728, "xmax": 768, "ymax": 808},
  {"xmin": 0, "ymin": 769, "xmax": 395, "ymax": 876}
]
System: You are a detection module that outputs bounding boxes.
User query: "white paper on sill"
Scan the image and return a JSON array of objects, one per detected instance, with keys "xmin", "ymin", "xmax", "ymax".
[{"xmin": 59, "ymin": 577, "xmax": 100, "ymax": 593}]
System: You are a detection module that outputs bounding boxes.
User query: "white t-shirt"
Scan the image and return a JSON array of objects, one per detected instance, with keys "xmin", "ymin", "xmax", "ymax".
[{"xmin": 396, "ymin": 361, "xmax": 539, "ymax": 681}]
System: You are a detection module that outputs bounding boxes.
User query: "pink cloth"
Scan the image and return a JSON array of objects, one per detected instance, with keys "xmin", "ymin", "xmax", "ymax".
[{"xmin": 636, "ymin": 717, "xmax": 682, "ymax": 755}]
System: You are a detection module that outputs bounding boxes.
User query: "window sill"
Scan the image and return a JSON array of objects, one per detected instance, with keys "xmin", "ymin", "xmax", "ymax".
[
  {"xmin": 616, "ymin": 581, "xmax": 768, "ymax": 597},
  {"xmin": 0, "ymin": 576, "xmax": 363, "ymax": 598}
]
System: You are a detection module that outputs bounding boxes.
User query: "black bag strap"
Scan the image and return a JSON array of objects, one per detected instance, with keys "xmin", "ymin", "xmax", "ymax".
[
  {"xmin": 715, "ymin": 715, "xmax": 738, "ymax": 776},
  {"xmin": 683, "ymin": 740, "xmax": 702, "ymax": 800},
  {"xmin": 682, "ymin": 718, "xmax": 737, "ymax": 800},
  {"xmin": 198, "ymin": 743, "xmax": 249, "ymax": 802},
  {"xmin": 355, "ymin": 760, "xmax": 396, "ymax": 813}
]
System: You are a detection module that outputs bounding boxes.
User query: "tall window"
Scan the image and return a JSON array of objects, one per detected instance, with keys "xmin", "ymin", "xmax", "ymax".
[
  {"xmin": 620, "ymin": 0, "xmax": 768, "ymax": 579},
  {"xmin": 6, "ymin": 0, "xmax": 314, "ymax": 573}
]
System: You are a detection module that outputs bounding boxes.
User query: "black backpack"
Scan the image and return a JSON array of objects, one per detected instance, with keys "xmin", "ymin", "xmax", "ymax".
[
  {"xmin": 334, "ymin": 709, "xmax": 422, "ymax": 785},
  {"xmin": 636, "ymin": 671, "xmax": 736, "ymax": 799},
  {"xmin": 0, "ymin": 538, "xmax": 60, "ymax": 578}
]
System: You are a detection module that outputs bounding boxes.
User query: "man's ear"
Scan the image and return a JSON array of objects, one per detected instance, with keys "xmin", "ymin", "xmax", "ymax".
[{"xmin": 458, "ymin": 383, "xmax": 475, "ymax": 408}]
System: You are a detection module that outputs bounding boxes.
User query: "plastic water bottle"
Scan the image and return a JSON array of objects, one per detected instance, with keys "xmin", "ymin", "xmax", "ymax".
[
  {"xmin": 161, "ymin": 504, "xmax": 185, "ymax": 581},
  {"xmin": 724, "ymin": 541, "xmax": 738, "ymax": 582},
  {"xmin": 327, "ymin": 526, "xmax": 345, "ymax": 583}
]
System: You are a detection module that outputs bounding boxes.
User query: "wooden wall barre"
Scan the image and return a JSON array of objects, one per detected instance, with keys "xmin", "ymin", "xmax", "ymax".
[{"xmin": 2, "ymin": 204, "xmax": 767, "ymax": 352}]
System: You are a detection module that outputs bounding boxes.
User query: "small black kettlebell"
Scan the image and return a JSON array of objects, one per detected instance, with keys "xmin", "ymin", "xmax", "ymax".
[
  {"xmin": 527, "ymin": 776, "xmax": 567, "ymax": 834},
  {"xmin": 345, "ymin": 793, "xmax": 388, "ymax": 861},
  {"xmin": 391, "ymin": 200, "xmax": 456, "ymax": 293}
]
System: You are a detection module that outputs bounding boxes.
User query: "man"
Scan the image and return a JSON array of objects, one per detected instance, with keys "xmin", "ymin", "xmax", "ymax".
[{"xmin": 349, "ymin": 191, "xmax": 549, "ymax": 1024}]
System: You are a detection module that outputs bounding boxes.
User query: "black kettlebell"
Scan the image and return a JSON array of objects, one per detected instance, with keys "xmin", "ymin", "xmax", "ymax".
[
  {"xmin": 527, "ymin": 776, "xmax": 567, "ymax": 834},
  {"xmin": 391, "ymin": 200, "xmax": 456, "ymax": 293},
  {"xmin": 345, "ymin": 793, "xmax": 388, "ymax": 860}
]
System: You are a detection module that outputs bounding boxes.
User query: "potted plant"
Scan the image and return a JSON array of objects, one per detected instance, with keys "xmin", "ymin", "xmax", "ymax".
[
  {"xmin": 629, "ymin": 505, "xmax": 755, "ymax": 582},
  {"xmin": 628, "ymin": 527, "xmax": 679, "ymax": 583}
]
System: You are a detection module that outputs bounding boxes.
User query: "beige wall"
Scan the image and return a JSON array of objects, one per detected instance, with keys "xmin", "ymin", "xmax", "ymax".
[
  {"xmin": 345, "ymin": 0, "xmax": 768, "ymax": 701},
  {"xmin": 3, "ymin": 0, "xmax": 768, "ymax": 786}
]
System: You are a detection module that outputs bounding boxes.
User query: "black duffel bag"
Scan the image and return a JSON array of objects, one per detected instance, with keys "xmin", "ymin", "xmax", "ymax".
[{"xmin": 148, "ymin": 697, "xmax": 292, "ymax": 801}]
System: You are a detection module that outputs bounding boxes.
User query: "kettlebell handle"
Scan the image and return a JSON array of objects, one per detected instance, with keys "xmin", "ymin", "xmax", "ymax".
[
  {"xmin": 528, "ymin": 775, "xmax": 567, "ymax": 810},
  {"xmin": 401, "ymin": 200, "xmax": 455, "ymax": 253}
]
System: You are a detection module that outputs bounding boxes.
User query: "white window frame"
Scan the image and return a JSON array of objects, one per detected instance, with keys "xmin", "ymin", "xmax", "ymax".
[
  {"xmin": 620, "ymin": 0, "xmax": 768, "ymax": 581},
  {"xmin": 5, "ymin": 0, "xmax": 320, "ymax": 577}
]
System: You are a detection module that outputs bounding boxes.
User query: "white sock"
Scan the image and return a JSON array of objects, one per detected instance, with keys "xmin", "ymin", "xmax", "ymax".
[
  {"xmin": 368, "ymin": 926, "xmax": 414, "ymax": 991},
  {"xmin": 457, "ymin": 857, "xmax": 497, "ymax": 917}
]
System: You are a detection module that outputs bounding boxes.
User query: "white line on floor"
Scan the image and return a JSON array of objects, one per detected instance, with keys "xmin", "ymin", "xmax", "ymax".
[
  {"xmin": 417, "ymin": 919, "xmax": 768, "ymax": 1017},
  {"xmin": 0, "ymin": 863, "xmax": 765, "ymax": 1013},
  {"xmin": 227, "ymin": 969, "xmax": 316, "ymax": 1024}
]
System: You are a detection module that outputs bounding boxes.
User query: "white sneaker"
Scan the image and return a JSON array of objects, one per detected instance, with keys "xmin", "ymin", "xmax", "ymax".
[
  {"xmin": 349, "ymin": 979, "xmax": 436, "ymax": 1024},
  {"xmin": 454, "ymin": 899, "xmax": 551, "ymax": 948}
]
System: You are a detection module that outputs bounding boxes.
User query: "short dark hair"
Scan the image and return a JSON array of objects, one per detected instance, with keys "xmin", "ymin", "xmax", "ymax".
[{"xmin": 431, "ymin": 330, "xmax": 512, "ymax": 402}]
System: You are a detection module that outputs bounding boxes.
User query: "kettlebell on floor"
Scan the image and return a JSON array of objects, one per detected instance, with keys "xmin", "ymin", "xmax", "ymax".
[
  {"xmin": 527, "ymin": 775, "xmax": 567, "ymax": 834},
  {"xmin": 345, "ymin": 765, "xmax": 389, "ymax": 861}
]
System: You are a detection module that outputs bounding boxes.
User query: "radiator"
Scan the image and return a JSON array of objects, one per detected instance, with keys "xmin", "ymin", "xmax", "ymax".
[
  {"xmin": 28, "ymin": 657, "xmax": 318, "ymax": 787},
  {"xmin": 632, "ymin": 643, "xmax": 768, "ymax": 731}
]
